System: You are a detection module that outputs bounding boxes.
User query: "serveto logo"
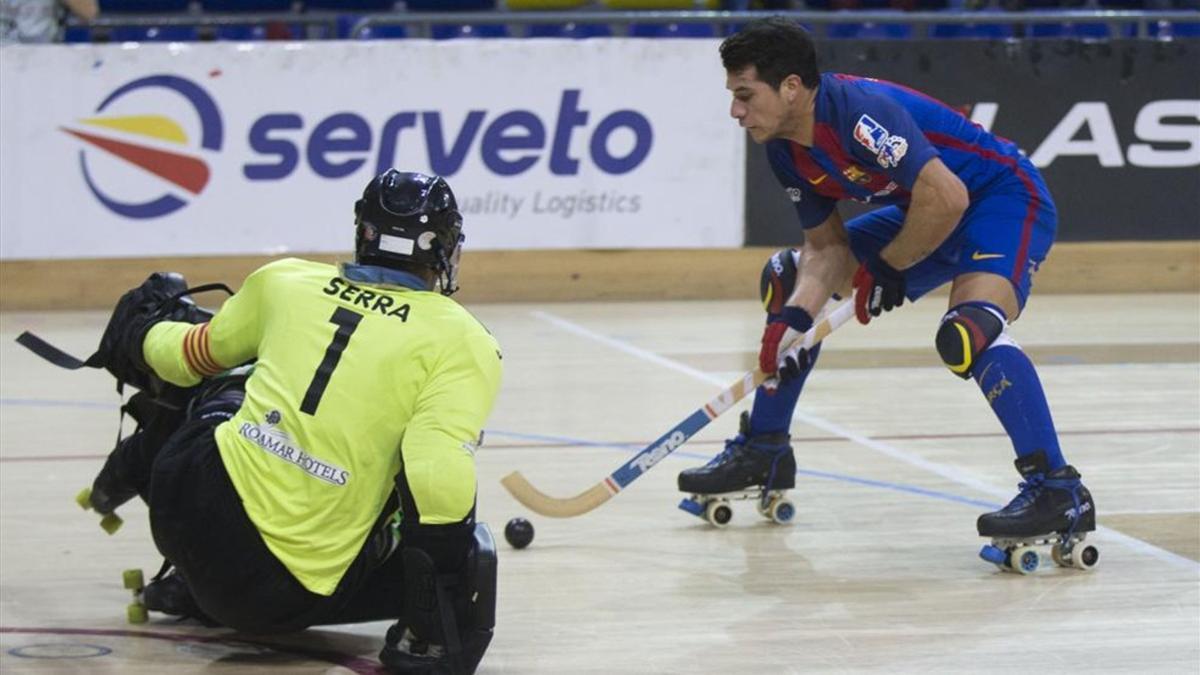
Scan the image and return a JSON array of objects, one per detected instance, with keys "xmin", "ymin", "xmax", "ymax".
[{"xmin": 60, "ymin": 75, "xmax": 223, "ymax": 219}]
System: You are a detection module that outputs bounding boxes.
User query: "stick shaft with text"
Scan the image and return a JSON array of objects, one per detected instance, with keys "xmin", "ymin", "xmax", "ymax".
[{"xmin": 500, "ymin": 301, "xmax": 855, "ymax": 518}]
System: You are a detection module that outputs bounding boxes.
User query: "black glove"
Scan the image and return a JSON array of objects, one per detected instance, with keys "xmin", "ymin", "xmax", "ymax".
[
  {"xmin": 852, "ymin": 254, "xmax": 906, "ymax": 324},
  {"xmin": 96, "ymin": 272, "xmax": 214, "ymax": 391},
  {"xmin": 778, "ymin": 343, "xmax": 816, "ymax": 384}
]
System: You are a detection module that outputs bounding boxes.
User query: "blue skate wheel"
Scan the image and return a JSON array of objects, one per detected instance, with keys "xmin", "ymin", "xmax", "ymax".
[
  {"xmin": 677, "ymin": 498, "xmax": 704, "ymax": 517},
  {"xmin": 770, "ymin": 499, "xmax": 795, "ymax": 524},
  {"xmin": 979, "ymin": 545, "xmax": 1007, "ymax": 565},
  {"xmin": 1014, "ymin": 547, "xmax": 1041, "ymax": 574}
]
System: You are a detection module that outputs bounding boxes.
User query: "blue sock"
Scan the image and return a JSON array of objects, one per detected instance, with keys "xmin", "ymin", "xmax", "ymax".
[
  {"xmin": 748, "ymin": 344, "xmax": 821, "ymax": 436},
  {"xmin": 972, "ymin": 341, "xmax": 1066, "ymax": 471}
]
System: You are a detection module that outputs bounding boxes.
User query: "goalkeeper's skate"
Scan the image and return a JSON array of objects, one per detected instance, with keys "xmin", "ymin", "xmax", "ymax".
[
  {"xmin": 978, "ymin": 451, "xmax": 1099, "ymax": 574},
  {"xmin": 677, "ymin": 412, "xmax": 796, "ymax": 527},
  {"xmin": 122, "ymin": 566, "xmax": 214, "ymax": 625},
  {"xmin": 75, "ymin": 435, "xmax": 144, "ymax": 535}
]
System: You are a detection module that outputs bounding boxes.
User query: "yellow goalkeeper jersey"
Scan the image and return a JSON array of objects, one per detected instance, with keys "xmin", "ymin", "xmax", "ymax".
[{"xmin": 142, "ymin": 258, "xmax": 502, "ymax": 595}]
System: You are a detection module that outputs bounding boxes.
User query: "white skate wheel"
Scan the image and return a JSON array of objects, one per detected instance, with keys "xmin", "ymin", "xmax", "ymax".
[
  {"xmin": 768, "ymin": 498, "xmax": 795, "ymax": 524},
  {"xmin": 705, "ymin": 501, "xmax": 733, "ymax": 528},
  {"xmin": 1011, "ymin": 546, "xmax": 1040, "ymax": 575},
  {"xmin": 1051, "ymin": 545, "xmax": 1067, "ymax": 567},
  {"xmin": 1068, "ymin": 543, "xmax": 1099, "ymax": 570}
]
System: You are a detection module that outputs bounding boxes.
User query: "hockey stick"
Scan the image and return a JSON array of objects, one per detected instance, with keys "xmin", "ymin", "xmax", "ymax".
[{"xmin": 500, "ymin": 300, "xmax": 856, "ymax": 518}]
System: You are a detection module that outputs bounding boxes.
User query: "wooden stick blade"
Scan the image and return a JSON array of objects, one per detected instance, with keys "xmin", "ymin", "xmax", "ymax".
[{"xmin": 500, "ymin": 471, "xmax": 614, "ymax": 518}]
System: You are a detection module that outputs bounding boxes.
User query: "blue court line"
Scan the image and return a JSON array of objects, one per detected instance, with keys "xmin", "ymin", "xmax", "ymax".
[
  {"xmin": 0, "ymin": 398, "xmax": 116, "ymax": 410},
  {"xmin": 485, "ymin": 430, "xmax": 1001, "ymax": 510},
  {"xmin": 486, "ymin": 429, "xmax": 643, "ymax": 450},
  {"xmin": 1, "ymin": 401, "xmax": 999, "ymax": 509}
]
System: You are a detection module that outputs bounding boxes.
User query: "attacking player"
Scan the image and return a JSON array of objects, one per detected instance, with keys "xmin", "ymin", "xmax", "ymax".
[
  {"xmin": 676, "ymin": 18, "xmax": 1097, "ymax": 570},
  {"xmin": 77, "ymin": 169, "xmax": 503, "ymax": 672}
]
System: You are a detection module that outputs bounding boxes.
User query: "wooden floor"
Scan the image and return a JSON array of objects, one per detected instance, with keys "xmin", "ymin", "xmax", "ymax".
[{"xmin": 1, "ymin": 293, "xmax": 1198, "ymax": 673}]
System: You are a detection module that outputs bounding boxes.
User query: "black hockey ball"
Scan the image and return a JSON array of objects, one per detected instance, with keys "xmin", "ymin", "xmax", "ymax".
[{"xmin": 504, "ymin": 517, "xmax": 534, "ymax": 549}]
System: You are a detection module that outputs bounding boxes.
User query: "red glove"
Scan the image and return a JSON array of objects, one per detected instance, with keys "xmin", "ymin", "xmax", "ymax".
[
  {"xmin": 759, "ymin": 306, "xmax": 814, "ymax": 376},
  {"xmin": 852, "ymin": 254, "xmax": 906, "ymax": 325}
]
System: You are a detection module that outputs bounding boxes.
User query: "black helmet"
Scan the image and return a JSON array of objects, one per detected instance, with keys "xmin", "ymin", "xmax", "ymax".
[{"xmin": 354, "ymin": 169, "xmax": 464, "ymax": 295}]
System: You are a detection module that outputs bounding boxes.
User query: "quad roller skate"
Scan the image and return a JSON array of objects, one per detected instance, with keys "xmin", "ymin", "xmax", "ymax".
[
  {"xmin": 75, "ymin": 432, "xmax": 153, "ymax": 535},
  {"xmin": 121, "ymin": 567, "xmax": 211, "ymax": 625},
  {"xmin": 977, "ymin": 451, "xmax": 1099, "ymax": 574},
  {"xmin": 123, "ymin": 569, "xmax": 149, "ymax": 623},
  {"xmin": 75, "ymin": 487, "xmax": 124, "ymax": 534},
  {"xmin": 677, "ymin": 412, "xmax": 797, "ymax": 527}
]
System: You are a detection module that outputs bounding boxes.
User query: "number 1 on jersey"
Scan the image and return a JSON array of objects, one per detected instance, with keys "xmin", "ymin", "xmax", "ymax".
[{"xmin": 301, "ymin": 307, "xmax": 363, "ymax": 415}]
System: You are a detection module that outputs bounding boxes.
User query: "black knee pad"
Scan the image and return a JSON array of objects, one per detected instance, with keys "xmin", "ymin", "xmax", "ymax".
[
  {"xmin": 187, "ymin": 369, "xmax": 248, "ymax": 422},
  {"xmin": 760, "ymin": 248, "xmax": 799, "ymax": 315},
  {"xmin": 464, "ymin": 523, "xmax": 497, "ymax": 634},
  {"xmin": 457, "ymin": 523, "xmax": 496, "ymax": 673},
  {"xmin": 936, "ymin": 303, "xmax": 1006, "ymax": 379},
  {"xmin": 387, "ymin": 523, "xmax": 496, "ymax": 674}
]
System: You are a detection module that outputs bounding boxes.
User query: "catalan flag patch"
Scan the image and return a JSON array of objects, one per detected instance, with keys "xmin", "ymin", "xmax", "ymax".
[{"xmin": 182, "ymin": 322, "xmax": 224, "ymax": 377}]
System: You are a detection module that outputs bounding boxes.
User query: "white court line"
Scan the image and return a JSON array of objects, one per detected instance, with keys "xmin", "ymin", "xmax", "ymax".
[{"xmin": 532, "ymin": 309, "xmax": 1200, "ymax": 573}]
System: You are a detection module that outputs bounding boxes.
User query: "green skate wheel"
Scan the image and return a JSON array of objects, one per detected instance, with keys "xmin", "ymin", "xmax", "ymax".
[
  {"xmin": 99, "ymin": 513, "xmax": 123, "ymax": 535},
  {"xmin": 122, "ymin": 569, "xmax": 144, "ymax": 591},
  {"xmin": 75, "ymin": 487, "xmax": 93, "ymax": 511},
  {"xmin": 126, "ymin": 603, "xmax": 148, "ymax": 624}
]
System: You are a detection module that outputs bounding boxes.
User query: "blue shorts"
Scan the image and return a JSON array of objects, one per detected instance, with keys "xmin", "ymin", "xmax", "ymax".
[{"xmin": 846, "ymin": 166, "xmax": 1057, "ymax": 310}]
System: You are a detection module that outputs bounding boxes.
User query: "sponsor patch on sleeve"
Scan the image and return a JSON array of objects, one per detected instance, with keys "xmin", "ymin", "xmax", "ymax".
[
  {"xmin": 853, "ymin": 114, "xmax": 909, "ymax": 169},
  {"xmin": 878, "ymin": 136, "xmax": 908, "ymax": 168}
]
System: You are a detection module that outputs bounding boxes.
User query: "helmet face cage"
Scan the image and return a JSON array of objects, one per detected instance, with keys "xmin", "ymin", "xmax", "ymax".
[{"xmin": 354, "ymin": 170, "xmax": 464, "ymax": 296}]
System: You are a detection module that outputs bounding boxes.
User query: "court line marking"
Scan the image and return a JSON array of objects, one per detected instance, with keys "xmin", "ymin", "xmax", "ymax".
[
  {"xmin": 0, "ymin": 627, "xmax": 384, "ymax": 673},
  {"xmin": 486, "ymin": 429, "xmax": 999, "ymax": 509},
  {"xmin": 532, "ymin": 310, "xmax": 1200, "ymax": 573}
]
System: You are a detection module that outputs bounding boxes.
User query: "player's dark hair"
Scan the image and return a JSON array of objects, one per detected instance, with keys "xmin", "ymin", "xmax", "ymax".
[{"xmin": 720, "ymin": 17, "xmax": 820, "ymax": 90}]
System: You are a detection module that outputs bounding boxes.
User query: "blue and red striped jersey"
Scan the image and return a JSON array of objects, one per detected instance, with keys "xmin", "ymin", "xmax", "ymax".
[{"xmin": 767, "ymin": 73, "xmax": 1028, "ymax": 228}]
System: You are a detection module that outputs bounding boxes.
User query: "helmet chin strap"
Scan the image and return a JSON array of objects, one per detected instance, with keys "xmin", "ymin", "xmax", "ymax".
[{"xmin": 433, "ymin": 240, "xmax": 461, "ymax": 296}]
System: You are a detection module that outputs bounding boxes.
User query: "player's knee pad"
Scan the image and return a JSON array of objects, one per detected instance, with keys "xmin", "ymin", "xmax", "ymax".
[
  {"xmin": 389, "ymin": 523, "xmax": 496, "ymax": 674},
  {"xmin": 760, "ymin": 248, "xmax": 800, "ymax": 315},
  {"xmin": 186, "ymin": 367, "xmax": 249, "ymax": 422},
  {"xmin": 936, "ymin": 302, "xmax": 1009, "ymax": 379},
  {"xmin": 465, "ymin": 523, "xmax": 496, "ymax": 630},
  {"xmin": 457, "ymin": 523, "xmax": 496, "ymax": 672}
]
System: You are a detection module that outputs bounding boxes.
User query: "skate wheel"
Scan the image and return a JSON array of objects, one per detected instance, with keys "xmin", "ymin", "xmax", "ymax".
[
  {"xmin": 705, "ymin": 501, "xmax": 733, "ymax": 528},
  {"xmin": 100, "ymin": 513, "xmax": 123, "ymax": 535},
  {"xmin": 1011, "ymin": 546, "xmax": 1040, "ymax": 575},
  {"xmin": 122, "ymin": 569, "xmax": 145, "ymax": 591},
  {"xmin": 126, "ymin": 603, "xmax": 148, "ymax": 624},
  {"xmin": 75, "ymin": 487, "xmax": 93, "ymax": 511},
  {"xmin": 768, "ymin": 498, "xmax": 795, "ymax": 525},
  {"xmin": 1068, "ymin": 543, "xmax": 1099, "ymax": 571},
  {"xmin": 1051, "ymin": 544, "xmax": 1067, "ymax": 567}
]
